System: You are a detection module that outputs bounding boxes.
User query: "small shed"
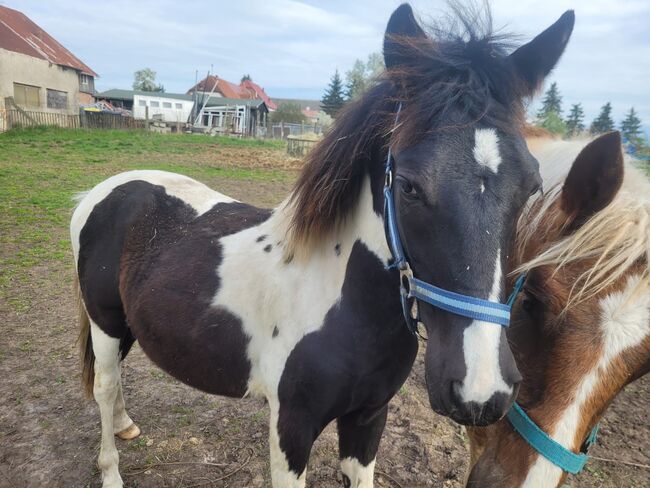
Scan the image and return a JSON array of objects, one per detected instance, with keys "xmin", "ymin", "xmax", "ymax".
[{"xmin": 196, "ymin": 97, "xmax": 268, "ymax": 137}]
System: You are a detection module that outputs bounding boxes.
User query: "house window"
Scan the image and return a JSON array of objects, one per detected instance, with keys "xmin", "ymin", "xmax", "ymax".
[
  {"xmin": 138, "ymin": 100, "xmax": 147, "ymax": 107},
  {"xmin": 46, "ymin": 89, "xmax": 68, "ymax": 109},
  {"xmin": 162, "ymin": 102, "xmax": 172, "ymax": 108},
  {"xmin": 79, "ymin": 74, "xmax": 94, "ymax": 93},
  {"xmin": 175, "ymin": 103, "xmax": 182, "ymax": 109},
  {"xmin": 150, "ymin": 101, "xmax": 160, "ymax": 108},
  {"xmin": 13, "ymin": 83, "xmax": 40, "ymax": 108}
]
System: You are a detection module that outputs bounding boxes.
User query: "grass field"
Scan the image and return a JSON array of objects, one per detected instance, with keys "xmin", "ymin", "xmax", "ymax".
[
  {"xmin": 0, "ymin": 127, "xmax": 296, "ymax": 292},
  {"xmin": 0, "ymin": 127, "xmax": 647, "ymax": 487}
]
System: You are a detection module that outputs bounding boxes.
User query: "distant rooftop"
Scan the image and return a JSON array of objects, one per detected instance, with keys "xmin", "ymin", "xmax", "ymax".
[
  {"xmin": 0, "ymin": 5, "xmax": 97, "ymax": 76},
  {"xmin": 96, "ymin": 89, "xmax": 194, "ymax": 102}
]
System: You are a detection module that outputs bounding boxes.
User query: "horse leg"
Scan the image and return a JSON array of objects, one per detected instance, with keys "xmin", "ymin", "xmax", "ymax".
[
  {"xmin": 113, "ymin": 379, "xmax": 140, "ymax": 440},
  {"xmin": 268, "ymin": 397, "xmax": 318, "ymax": 488},
  {"xmin": 91, "ymin": 321, "xmax": 123, "ymax": 488},
  {"xmin": 337, "ymin": 405, "xmax": 388, "ymax": 488}
]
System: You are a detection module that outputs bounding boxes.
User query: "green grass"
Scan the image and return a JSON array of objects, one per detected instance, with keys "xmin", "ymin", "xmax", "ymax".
[{"xmin": 0, "ymin": 126, "xmax": 290, "ymax": 290}]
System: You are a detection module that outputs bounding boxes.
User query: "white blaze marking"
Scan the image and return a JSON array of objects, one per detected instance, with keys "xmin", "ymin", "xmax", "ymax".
[
  {"xmin": 458, "ymin": 250, "xmax": 511, "ymax": 404},
  {"xmin": 473, "ymin": 128, "xmax": 502, "ymax": 173},
  {"xmin": 523, "ymin": 275, "xmax": 650, "ymax": 487},
  {"xmin": 341, "ymin": 457, "xmax": 376, "ymax": 487}
]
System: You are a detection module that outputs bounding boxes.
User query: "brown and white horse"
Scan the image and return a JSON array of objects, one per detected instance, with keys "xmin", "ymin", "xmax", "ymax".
[{"xmin": 466, "ymin": 131, "xmax": 650, "ymax": 487}]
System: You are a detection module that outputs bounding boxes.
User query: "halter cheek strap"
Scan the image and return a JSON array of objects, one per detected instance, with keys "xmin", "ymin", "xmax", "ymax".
[
  {"xmin": 383, "ymin": 103, "xmax": 525, "ymax": 334},
  {"xmin": 507, "ymin": 402, "xmax": 599, "ymax": 474}
]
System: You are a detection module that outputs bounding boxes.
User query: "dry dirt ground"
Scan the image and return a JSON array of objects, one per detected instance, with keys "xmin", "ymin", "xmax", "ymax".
[{"xmin": 0, "ymin": 137, "xmax": 648, "ymax": 487}]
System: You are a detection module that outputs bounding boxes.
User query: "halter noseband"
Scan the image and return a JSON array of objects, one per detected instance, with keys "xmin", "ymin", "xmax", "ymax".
[
  {"xmin": 383, "ymin": 103, "xmax": 525, "ymax": 334},
  {"xmin": 507, "ymin": 402, "xmax": 599, "ymax": 474}
]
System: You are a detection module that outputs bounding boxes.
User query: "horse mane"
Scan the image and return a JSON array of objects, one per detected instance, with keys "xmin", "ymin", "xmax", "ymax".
[
  {"xmin": 285, "ymin": 2, "xmax": 526, "ymax": 256},
  {"xmin": 515, "ymin": 139, "xmax": 650, "ymax": 309}
]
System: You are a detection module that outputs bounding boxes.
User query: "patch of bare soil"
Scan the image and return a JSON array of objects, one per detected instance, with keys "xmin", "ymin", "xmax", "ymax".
[{"xmin": 0, "ymin": 176, "xmax": 647, "ymax": 488}]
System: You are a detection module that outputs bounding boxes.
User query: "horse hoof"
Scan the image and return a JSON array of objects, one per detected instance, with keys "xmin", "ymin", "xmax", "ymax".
[{"xmin": 115, "ymin": 423, "xmax": 141, "ymax": 440}]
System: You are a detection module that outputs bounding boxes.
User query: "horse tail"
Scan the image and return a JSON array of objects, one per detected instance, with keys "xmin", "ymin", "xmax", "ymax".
[{"xmin": 75, "ymin": 274, "xmax": 95, "ymax": 399}]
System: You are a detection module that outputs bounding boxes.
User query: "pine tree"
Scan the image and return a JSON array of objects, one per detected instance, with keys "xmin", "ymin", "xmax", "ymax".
[
  {"xmin": 590, "ymin": 102, "xmax": 615, "ymax": 134},
  {"xmin": 536, "ymin": 82, "xmax": 565, "ymax": 135},
  {"xmin": 537, "ymin": 82, "xmax": 563, "ymax": 119},
  {"xmin": 620, "ymin": 107, "xmax": 642, "ymax": 142},
  {"xmin": 565, "ymin": 103, "xmax": 585, "ymax": 137},
  {"xmin": 321, "ymin": 70, "xmax": 346, "ymax": 117}
]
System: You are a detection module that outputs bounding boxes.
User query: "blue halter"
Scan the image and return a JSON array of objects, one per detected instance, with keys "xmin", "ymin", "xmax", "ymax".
[
  {"xmin": 383, "ymin": 103, "xmax": 525, "ymax": 334},
  {"xmin": 507, "ymin": 402, "xmax": 599, "ymax": 474}
]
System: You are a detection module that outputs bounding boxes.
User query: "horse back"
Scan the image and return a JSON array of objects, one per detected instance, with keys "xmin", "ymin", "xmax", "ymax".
[{"xmin": 73, "ymin": 170, "xmax": 270, "ymax": 396}]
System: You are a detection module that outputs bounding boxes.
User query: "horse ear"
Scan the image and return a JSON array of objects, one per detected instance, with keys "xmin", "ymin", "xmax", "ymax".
[
  {"xmin": 383, "ymin": 3, "xmax": 427, "ymax": 69},
  {"xmin": 560, "ymin": 131, "xmax": 624, "ymax": 226},
  {"xmin": 509, "ymin": 10, "xmax": 575, "ymax": 95}
]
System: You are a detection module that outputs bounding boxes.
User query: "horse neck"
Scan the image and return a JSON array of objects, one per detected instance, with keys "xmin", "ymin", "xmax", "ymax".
[{"xmin": 271, "ymin": 173, "xmax": 392, "ymax": 272}]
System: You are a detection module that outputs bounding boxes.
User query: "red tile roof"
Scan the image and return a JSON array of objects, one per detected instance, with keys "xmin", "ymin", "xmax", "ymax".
[
  {"xmin": 189, "ymin": 75, "xmax": 245, "ymax": 99},
  {"xmin": 189, "ymin": 75, "xmax": 277, "ymax": 110},
  {"xmin": 240, "ymin": 80, "xmax": 277, "ymax": 110},
  {"xmin": 0, "ymin": 5, "xmax": 97, "ymax": 76}
]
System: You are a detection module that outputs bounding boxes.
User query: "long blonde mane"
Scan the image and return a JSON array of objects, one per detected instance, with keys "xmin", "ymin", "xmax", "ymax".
[{"xmin": 515, "ymin": 137, "xmax": 650, "ymax": 308}]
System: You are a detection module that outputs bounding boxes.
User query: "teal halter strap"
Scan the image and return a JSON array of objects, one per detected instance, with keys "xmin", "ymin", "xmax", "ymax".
[{"xmin": 507, "ymin": 402, "xmax": 599, "ymax": 475}]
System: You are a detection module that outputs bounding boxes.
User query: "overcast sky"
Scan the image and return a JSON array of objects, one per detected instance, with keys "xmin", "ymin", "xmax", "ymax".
[{"xmin": 6, "ymin": 0, "xmax": 650, "ymax": 133}]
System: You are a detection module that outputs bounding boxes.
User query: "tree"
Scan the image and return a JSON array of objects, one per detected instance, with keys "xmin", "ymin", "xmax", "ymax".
[
  {"xmin": 537, "ymin": 82, "xmax": 563, "ymax": 119},
  {"xmin": 345, "ymin": 59, "xmax": 367, "ymax": 100},
  {"xmin": 321, "ymin": 70, "xmax": 346, "ymax": 117},
  {"xmin": 270, "ymin": 102, "xmax": 306, "ymax": 124},
  {"xmin": 565, "ymin": 103, "xmax": 585, "ymax": 137},
  {"xmin": 590, "ymin": 102, "xmax": 615, "ymax": 134},
  {"xmin": 620, "ymin": 107, "xmax": 642, "ymax": 142},
  {"xmin": 344, "ymin": 53, "xmax": 385, "ymax": 101},
  {"xmin": 535, "ymin": 82, "xmax": 565, "ymax": 135},
  {"xmin": 133, "ymin": 68, "xmax": 164, "ymax": 92},
  {"xmin": 241, "ymin": 74, "xmax": 252, "ymax": 83},
  {"xmin": 539, "ymin": 111, "xmax": 567, "ymax": 136},
  {"xmin": 365, "ymin": 52, "xmax": 385, "ymax": 79}
]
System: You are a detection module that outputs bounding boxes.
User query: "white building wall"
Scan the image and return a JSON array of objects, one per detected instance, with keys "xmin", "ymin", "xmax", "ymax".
[{"xmin": 133, "ymin": 94, "xmax": 194, "ymax": 122}]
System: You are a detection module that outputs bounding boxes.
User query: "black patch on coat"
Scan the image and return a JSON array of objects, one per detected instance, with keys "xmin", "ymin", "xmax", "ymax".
[
  {"xmin": 272, "ymin": 326, "xmax": 279, "ymax": 338},
  {"xmin": 264, "ymin": 244, "xmax": 272, "ymax": 252},
  {"xmin": 276, "ymin": 241, "xmax": 418, "ymax": 475},
  {"xmin": 78, "ymin": 180, "xmax": 271, "ymax": 397},
  {"xmin": 256, "ymin": 235, "xmax": 267, "ymax": 242},
  {"xmin": 334, "ymin": 243, "xmax": 341, "ymax": 256}
]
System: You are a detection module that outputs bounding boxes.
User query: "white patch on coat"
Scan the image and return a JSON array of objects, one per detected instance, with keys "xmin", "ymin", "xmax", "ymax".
[
  {"xmin": 523, "ymin": 275, "xmax": 650, "ymax": 487},
  {"xmin": 473, "ymin": 128, "xmax": 502, "ymax": 173},
  {"xmin": 341, "ymin": 457, "xmax": 376, "ymax": 487},
  {"xmin": 458, "ymin": 250, "xmax": 512, "ymax": 404},
  {"xmin": 90, "ymin": 321, "xmax": 124, "ymax": 488},
  {"xmin": 268, "ymin": 399, "xmax": 306, "ymax": 487},
  {"xmin": 70, "ymin": 170, "xmax": 233, "ymax": 264}
]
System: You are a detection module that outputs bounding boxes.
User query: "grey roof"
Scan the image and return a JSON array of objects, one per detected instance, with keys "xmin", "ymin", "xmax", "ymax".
[
  {"xmin": 96, "ymin": 89, "xmax": 194, "ymax": 102},
  {"xmin": 203, "ymin": 96, "xmax": 266, "ymax": 109}
]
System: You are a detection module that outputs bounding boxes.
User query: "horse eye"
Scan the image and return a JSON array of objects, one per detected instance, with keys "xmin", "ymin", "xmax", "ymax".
[
  {"xmin": 522, "ymin": 292, "xmax": 537, "ymax": 314},
  {"xmin": 401, "ymin": 180, "xmax": 417, "ymax": 196}
]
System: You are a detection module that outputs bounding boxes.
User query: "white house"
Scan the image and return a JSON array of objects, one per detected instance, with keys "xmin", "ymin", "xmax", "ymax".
[{"xmin": 96, "ymin": 89, "xmax": 194, "ymax": 123}]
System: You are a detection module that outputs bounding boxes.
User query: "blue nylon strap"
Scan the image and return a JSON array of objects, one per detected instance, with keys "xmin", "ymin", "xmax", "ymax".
[
  {"xmin": 409, "ymin": 277, "xmax": 511, "ymax": 326},
  {"xmin": 507, "ymin": 402, "xmax": 598, "ymax": 475}
]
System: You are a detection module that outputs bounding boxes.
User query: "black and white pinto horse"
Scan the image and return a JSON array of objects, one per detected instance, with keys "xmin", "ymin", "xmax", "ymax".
[{"xmin": 71, "ymin": 5, "xmax": 574, "ymax": 487}]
